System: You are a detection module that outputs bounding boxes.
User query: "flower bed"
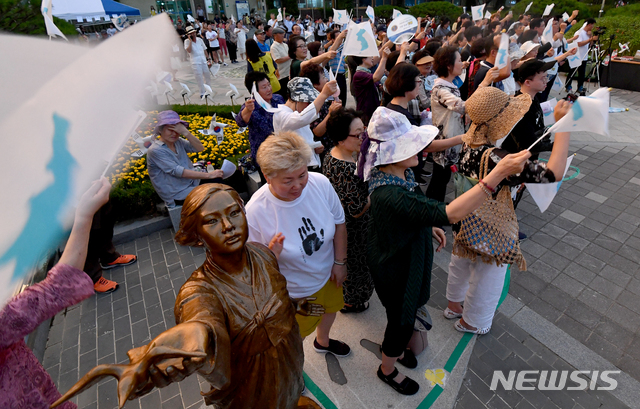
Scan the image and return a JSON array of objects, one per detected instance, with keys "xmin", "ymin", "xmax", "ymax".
[{"xmin": 108, "ymin": 112, "xmax": 249, "ymax": 221}]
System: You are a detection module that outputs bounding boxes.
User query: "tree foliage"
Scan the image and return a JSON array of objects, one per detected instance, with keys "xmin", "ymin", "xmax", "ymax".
[
  {"xmin": 0, "ymin": 0, "xmax": 77, "ymax": 36},
  {"xmin": 509, "ymin": 0, "xmax": 594, "ymax": 19},
  {"xmin": 409, "ymin": 1, "xmax": 463, "ymax": 21},
  {"xmin": 566, "ymin": 14, "xmax": 640, "ymax": 54},
  {"xmin": 374, "ymin": 5, "xmax": 409, "ymax": 20}
]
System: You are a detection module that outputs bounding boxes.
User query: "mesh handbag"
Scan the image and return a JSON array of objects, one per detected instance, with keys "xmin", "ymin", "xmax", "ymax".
[{"xmin": 452, "ymin": 148, "xmax": 527, "ymax": 270}]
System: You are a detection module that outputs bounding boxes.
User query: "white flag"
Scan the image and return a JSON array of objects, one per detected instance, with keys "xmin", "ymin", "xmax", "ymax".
[
  {"xmin": 471, "ymin": 4, "xmax": 486, "ymax": 21},
  {"xmin": 525, "ymin": 2, "xmax": 533, "ymax": 13},
  {"xmin": 548, "ymin": 88, "xmax": 609, "ymax": 136},
  {"xmin": 366, "ymin": 5, "xmax": 375, "ymax": 21},
  {"xmin": 485, "ymin": 10, "xmax": 492, "ymax": 19},
  {"xmin": 565, "ymin": 41, "xmax": 584, "ymax": 68},
  {"xmin": 495, "ymin": 33, "xmax": 510, "ymax": 69},
  {"xmin": 333, "ymin": 9, "xmax": 350, "ymax": 25},
  {"xmin": 525, "ymin": 155, "xmax": 574, "ymax": 213},
  {"xmin": 277, "ymin": 8, "xmax": 282, "ymax": 21},
  {"xmin": 540, "ymin": 98, "xmax": 557, "ymax": 126},
  {"xmin": 566, "ymin": 49, "xmax": 584, "ymax": 68},
  {"xmin": 0, "ymin": 15, "xmax": 176, "ymax": 304},
  {"xmin": 112, "ymin": 14, "xmax": 128, "ymax": 31},
  {"xmin": 392, "ymin": 9, "xmax": 403, "ymax": 19},
  {"xmin": 342, "ymin": 21, "xmax": 379, "ymax": 57},
  {"xmin": 251, "ymin": 83, "xmax": 279, "ymax": 113},
  {"xmin": 551, "ymin": 75, "xmax": 563, "ymax": 92},
  {"xmin": 41, "ymin": 0, "xmax": 67, "ymax": 40},
  {"xmin": 562, "ymin": 12, "xmax": 570, "ymax": 21},
  {"xmin": 541, "ymin": 19, "xmax": 554, "ymax": 44},
  {"xmin": 619, "ymin": 42, "xmax": 630, "ymax": 53},
  {"xmin": 542, "ymin": 3, "xmax": 555, "ymax": 16}
]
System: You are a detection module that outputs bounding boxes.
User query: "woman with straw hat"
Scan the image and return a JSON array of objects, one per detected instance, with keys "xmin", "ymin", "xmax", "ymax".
[
  {"xmin": 444, "ymin": 87, "xmax": 572, "ymax": 335},
  {"xmin": 363, "ymin": 106, "xmax": 532, "ymax": 395}
]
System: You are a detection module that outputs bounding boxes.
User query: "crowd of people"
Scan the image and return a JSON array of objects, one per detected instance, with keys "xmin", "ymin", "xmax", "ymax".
[
  {"xmin": 2, "ymin": 7, "xmax": 592, "ymax": 408},
  {"xmin": 142, "ymin": 5, "xmax": 587, "ymax": 396}
]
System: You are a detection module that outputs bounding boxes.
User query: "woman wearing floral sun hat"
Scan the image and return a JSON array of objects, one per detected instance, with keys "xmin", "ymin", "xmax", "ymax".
[
  {"xmin": 444, "ymin": 87, "xmax": 572, "ymax": 336},
  {"xmin": 363, "ymin": 106, "xmax": 532, "ymax": 396}
]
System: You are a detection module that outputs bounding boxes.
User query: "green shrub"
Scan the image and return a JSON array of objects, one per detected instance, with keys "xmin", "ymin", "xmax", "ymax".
[
  {"xmin": 374, "ymin": 5, "xmax": 409, "ymax": 20},
  {"xmin": 603, "ymin": 2, "xmax": 640, "ymax": 17},
  {"xmin": 0, "ymin": 0, "xmax": 77, "ymax": 36},
  {"xmin": 160, "ymin": 104, "xmax": 242, "ymax": 120},
  {"xmin": 566, "ymin": 15, "xmax": 640, "ymax": 54},
  {"xmin": 409, "ymin": 2, "xmax": 463, "ymax": 21},
  {"xmin": 110, "ymin": 179, "xmax": 162, "ymax": 222},
  {"xmin": 510, "ymin": 0, "xmax": 594, "ymax": 19}
]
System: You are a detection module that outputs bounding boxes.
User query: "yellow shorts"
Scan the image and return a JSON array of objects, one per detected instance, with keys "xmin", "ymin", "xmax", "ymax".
[{"xmin": 295, "ymin": 279, "xmax": 345, "ymax": 338}]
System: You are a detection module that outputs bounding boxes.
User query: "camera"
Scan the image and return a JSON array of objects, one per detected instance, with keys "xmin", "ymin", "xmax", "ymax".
[
  {"xmin": 593, "ymin": 26, "xmax": 607, "ymax": 36},
  {"xmin": 564, "ymin": 92, "xmax": 579, "ymax": 103}
]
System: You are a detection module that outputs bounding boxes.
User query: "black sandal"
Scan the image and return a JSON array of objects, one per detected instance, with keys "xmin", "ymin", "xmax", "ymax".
[
  {"xmin": 377, "ymin": 365, "xmax": 420, "ymax": 395},
  {"xmin": 340, "ymin": 302, "xmax": 369, "ymax": 313},
  {"xmin": 397, "ymin": 349, "xmax": 418, "ymax": 369}
]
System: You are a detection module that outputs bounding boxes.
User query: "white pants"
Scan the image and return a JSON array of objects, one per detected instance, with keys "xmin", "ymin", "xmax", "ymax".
[
  {"xmin": 446, "ymin": 254, "xmax": 508, "ymax": 330},
  {"xmin": 191, "ymin": 62, "xmax": 211, "ymax": 96}
]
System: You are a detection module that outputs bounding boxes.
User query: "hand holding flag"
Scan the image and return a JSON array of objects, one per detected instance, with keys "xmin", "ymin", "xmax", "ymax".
[
  {"xmin": 528, "ymin": 89, "xmax": 609, "ymax": 151},
  {"xmin": 495, "ymin": 33, "xmax": 510, "ymax": 69}
]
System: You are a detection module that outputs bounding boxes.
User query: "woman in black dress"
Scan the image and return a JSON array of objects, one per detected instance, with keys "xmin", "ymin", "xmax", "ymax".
[{"xmin": 323, "ymin": 108, "xmax": 373, "ymax": 313}]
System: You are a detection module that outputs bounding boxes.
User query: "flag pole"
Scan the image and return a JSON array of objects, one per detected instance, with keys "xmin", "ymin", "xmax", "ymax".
[{"xmin": 527, "ymin": 129, "xmax": 552, "ymax": 151}]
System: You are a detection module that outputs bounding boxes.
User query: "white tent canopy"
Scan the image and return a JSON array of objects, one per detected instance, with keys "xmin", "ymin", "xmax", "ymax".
[{"xmin": 52, "ymin": 0, "xmax": 140, "ymax": 22}]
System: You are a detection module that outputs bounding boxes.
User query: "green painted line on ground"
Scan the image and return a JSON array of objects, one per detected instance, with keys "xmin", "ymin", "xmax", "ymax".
[
  {"xmin": 417, "ymin": 265, "xmax": 512, "ymax": 409},
  {"xmin": 304, "ymin": 266, "xmax": 514, "ymax": 409},
  {"xmin": 303, "ymin": 371, "xmax": 339, "ymax": 409}
]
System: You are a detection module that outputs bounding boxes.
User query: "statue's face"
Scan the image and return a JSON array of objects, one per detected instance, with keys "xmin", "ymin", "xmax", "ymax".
[{"xmin": 195, "ymin": 191, "xmax": 247, "ymax": 254}]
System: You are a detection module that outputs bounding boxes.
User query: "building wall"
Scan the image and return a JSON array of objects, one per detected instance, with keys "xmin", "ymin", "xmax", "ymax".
[{"xmin": 121, "ymin": 0, "xmax": 264, "ymax": 21}]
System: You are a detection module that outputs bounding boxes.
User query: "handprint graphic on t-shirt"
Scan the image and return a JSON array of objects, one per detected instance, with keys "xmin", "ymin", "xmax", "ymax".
[{"xmin": 298, "ymin": 217, "xmax": 324, "ymax": 256}]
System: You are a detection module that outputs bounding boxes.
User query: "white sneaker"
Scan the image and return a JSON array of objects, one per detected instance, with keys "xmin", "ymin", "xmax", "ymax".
[{"xmin": 223, "ymin": 62, "xmax": 228, "ymax": 66}]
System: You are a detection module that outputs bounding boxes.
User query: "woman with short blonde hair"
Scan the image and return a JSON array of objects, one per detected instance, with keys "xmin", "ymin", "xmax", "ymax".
[
  {"xmin": 256, "ymin": 131, "xmax": 311, "ymax": 177},
  {"xmin": 247, "ymin": 131, "xmax": 352, "ymax": 358}
]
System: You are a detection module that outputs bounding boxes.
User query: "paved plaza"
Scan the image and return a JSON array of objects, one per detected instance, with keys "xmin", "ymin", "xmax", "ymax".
[{"xmin": 40, "ymin": 65, "xmax": 640, "ymax": 409}]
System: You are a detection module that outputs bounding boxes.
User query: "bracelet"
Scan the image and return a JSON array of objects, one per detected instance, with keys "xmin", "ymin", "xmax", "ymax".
[
  {"xmin": 333, "ymin": 260, "xmax": 346, "ymax": 266},
  {"xmin": 478, "ymin": 179, "xmax": 494, "ymax": 197},
  {"xmin": 479, "ymin": 179, "xmax": 496, "ymax": 193}
]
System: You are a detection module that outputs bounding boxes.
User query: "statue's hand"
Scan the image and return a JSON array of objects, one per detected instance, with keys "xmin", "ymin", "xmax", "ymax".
[
  {"xmin": 51, "ymin": 322, "xmax": 211, "ymax": 409},
  {"xmin": 295, "ymin": 297, "xmax": 325, "ymax": 317},
  {"xmin": 128, "ymin": 322, "xmax": 211, "ymax": 394}
]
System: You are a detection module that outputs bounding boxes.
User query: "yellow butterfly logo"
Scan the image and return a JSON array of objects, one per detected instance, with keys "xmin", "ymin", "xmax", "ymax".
[{"xmin": 424, "ymin": 368, "xmax": 446, "ymax": 387}]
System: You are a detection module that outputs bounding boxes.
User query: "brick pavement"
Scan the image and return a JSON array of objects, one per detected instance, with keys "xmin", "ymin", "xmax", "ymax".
[
  {"xmin": 42, "ymin": 229, "xmax": 209, "ymax": 409},
  {"xmin": 446, "ymin": 140, "xmax": 640, "ymax": 409}
]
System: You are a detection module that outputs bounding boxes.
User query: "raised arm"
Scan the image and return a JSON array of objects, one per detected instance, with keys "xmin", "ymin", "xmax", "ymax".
[
  {"xmin": 0, "ymin": 179, "xmax": 111, "ymax": 349},
  {"xmin": 445, "ymin": 150, "xmax": 531, "ymax": 223},
  {"xmin": 373, "ymin": 47, "xmax": 389, "ymax": 82}
]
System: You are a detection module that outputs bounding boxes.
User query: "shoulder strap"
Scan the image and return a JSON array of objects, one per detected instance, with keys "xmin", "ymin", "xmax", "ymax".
[{"xmin": 479, "ymin": 147, "xmax": 496, "ymax": 180}]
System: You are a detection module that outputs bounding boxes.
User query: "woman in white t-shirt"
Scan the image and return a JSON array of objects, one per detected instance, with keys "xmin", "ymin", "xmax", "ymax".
[
  {"xmin": 205, "ymin": 23, "xmax": 221, "ymax": 64},
  {"xmin": 245, "ymin": 131, "xmax": 352, "ymax": 358},
  {"xmin": 235, "ymin": 20, "xmax": 249, "ymax": 61}
]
